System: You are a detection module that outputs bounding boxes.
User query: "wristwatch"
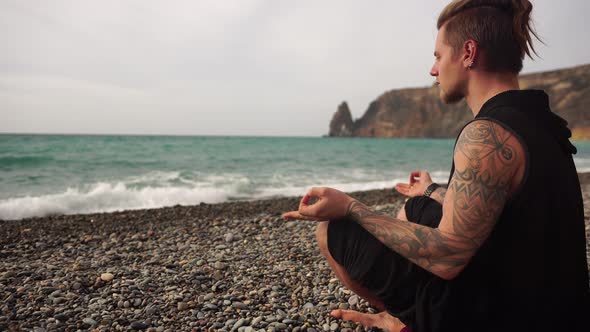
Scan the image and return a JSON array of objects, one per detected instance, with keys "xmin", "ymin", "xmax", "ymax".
[{"xmin": 423, "ymin": 183, "xmax": 441, "ymax": 198}]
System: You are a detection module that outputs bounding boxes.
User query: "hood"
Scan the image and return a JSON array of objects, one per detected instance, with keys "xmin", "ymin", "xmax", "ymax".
[{"xmin": 477, "ymin": 90, "xmax": 577, "ymax": 155}]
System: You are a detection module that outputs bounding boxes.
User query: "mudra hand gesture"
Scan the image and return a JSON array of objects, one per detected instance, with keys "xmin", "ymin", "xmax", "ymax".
[
  {"xmin": 394, "ymin": 170, "xmax": 433, "ymax": 197},
  {"xmin": 282, "ymin": 187, "xmax": 356, "ymax": 221}
]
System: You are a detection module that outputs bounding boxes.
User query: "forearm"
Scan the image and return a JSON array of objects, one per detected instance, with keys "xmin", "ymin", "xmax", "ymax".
[
  {"xmin": 429, "ymin": 186, "xmax": 447, "ymax": 205},
  {"xmin": 346, "ymin": 200, "xmax": 475, "ymax": 280}
]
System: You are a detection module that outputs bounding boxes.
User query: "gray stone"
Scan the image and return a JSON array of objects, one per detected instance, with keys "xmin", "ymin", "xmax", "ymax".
[
  {"xmin": 275, "ymin": 323, "xmax": 288, "ymax": 330},
  {"xmin": 204, "ymin": 303, "xmax": 218, "ymax": 310},
  {"xmin": 232, "ymin": 301, "xmax": 248, "ymax": 310},
  {"xmin": 251, "ymin": 316, "xmax": 263, "ymax": 326},
  {"xmin": 232, "ymin": 318, "xmax": 246, "ymax": 329},
  {"xmin": 177, "ymin": 302, "xmax": 188, "ymax": 311},
  {"xmin": 224, "ymin": 233, "xmax": 235, "ymax": 242},
  {"xmin": 146, "ymin": 305, "xmax": 157, "ymax": 315},
  {"xmin": 52, "ymin": 297, "xmax": 66, "ymax": 305},
  {"xmin": 83, "ymin": 318, "xmax": 97, "ymax": 326},
  {"xmin": 54, "ymin": 313, "xmax": 69, "ymax": 321},
  {"xmin": 131, "ymin": 321, "xmax": 148, "ymax": 330},
  {"xmin": 213, "ymin": 261, "xmax": 227, "ymax": 270}
]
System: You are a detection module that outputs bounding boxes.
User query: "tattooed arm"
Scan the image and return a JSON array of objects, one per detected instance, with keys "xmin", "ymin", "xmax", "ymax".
[
  {"xmin": 347, "ymin": 120, "xmax": 524, "ymax": 280},
  {"xmin": 429, "ymin": 187, "xmax": 447, "ymax": 205}
]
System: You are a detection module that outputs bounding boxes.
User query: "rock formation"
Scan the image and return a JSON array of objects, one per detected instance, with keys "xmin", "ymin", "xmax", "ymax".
[
  {"xmin": 328, "ymin": 102, "xmax": 354, "ymax": 137},
  {"xmin": 328, "ymin": 64, "xmax": 590, "ymax": 139}
]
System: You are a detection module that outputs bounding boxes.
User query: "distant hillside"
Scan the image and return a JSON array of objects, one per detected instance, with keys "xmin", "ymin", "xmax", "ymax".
[{"xmin": 328, "ymin": 64, "xmax": 590, "ymax": 139}]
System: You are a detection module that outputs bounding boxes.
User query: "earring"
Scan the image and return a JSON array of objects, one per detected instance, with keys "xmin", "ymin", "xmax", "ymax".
[{"xmin": 467, "ymin": 61, "xmax": 474, "ymax": 69}]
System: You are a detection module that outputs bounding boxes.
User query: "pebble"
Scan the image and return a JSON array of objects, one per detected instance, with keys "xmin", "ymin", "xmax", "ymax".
[
  {"xmin": 275, "ymin": 323, "xmax": 288, "ymax": 330},
  {"xmin": 347, "ymin": 295, "xmax": 359, "ymax": 306},
  {"xmin": 131, "ymin": 321, "xmax": 148, "ymax": 330},
  {"xmin": 177, "ymin": 302, "xmax": 188, "ymax": 311},
  {"xmin": 232, "ymin": 318, "xmax": 246, "ymax": 329},
  {"xmin": 213, "ymin": 261, "xmax": 227, "ymax": 270},
  {"xmin": 224, "ymin": 233, "xmax": 235, "ymax": 242},
  {"xmin": 82, "ymin": 317, "xmax": 97, "ymax": 326},
  {"xmin": 232, "ymin": 302, "xmax": 248, "ymax": 310},
  {"xmin": 100, "ymin": 273, "xmax": 114, "ymax": 281},
  {"xmin": 54, "ymin": 314, "xmax": 69, "ymax": 322},
  {"xmin": 0, "ymin": 187, "xmax": 587, "ymax": 332}
]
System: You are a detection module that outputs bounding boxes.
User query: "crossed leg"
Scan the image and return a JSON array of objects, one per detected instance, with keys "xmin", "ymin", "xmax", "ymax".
[{"xmin": 316, "ymin": 221, "xmax": 408, "ymax": 332}]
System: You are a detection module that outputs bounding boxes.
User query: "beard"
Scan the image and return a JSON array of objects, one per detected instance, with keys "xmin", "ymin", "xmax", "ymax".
[{"xmin": 440, "ymin": 87, "xmax": 464, "ymax": 104}]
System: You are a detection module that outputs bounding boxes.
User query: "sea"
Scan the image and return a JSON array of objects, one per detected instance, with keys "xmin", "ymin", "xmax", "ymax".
[{"xmin": 1, "ymin": 134, "xmax": 589, "ymax": 220}]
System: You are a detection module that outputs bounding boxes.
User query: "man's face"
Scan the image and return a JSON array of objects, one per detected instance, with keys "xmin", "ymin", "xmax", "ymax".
[{"xmin": 430, "ymin": 26, "xmax": 466, "ymax": 104}]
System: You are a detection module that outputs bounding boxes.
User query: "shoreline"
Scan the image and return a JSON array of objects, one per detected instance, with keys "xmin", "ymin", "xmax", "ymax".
[
  {"xmin": 2, "ymin": 172, "xmax": 590, "ymax": 225},
  {"xmin": 0, "ymin": 174, "xmax": 588, "ymax": 331}
]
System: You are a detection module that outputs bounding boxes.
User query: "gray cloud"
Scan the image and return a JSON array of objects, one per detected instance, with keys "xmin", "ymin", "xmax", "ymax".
[{"xmin": 1, "ymin": 0, "xmax": 588, "ymax": 136}]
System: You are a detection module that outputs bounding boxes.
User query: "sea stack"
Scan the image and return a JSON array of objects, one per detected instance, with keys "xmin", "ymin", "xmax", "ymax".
[{"xmin": 328, "ymin": 101, "xmax": 354, "ymax": 137}]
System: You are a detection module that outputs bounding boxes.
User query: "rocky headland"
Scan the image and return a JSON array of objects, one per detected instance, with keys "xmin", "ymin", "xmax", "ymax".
[{"xmin": 328, "ymin": 64, "xmax": 590, "ymax": 139}]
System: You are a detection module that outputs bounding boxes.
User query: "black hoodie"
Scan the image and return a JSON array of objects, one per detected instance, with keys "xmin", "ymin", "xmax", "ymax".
[{"xmin": 415, "ymin": 90, "xmax": 589, "ymax": 332}]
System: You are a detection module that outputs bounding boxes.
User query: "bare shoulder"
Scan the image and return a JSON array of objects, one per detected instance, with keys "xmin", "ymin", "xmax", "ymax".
[{"xmin": 454, "ymin": 119, "xmax": 525, "ymax": 183}]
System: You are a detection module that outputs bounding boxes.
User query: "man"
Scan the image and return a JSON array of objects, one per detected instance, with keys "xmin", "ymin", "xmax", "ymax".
[{"xmin": 283, "ymin": 1, "xmax": 589, "ymax": 331}]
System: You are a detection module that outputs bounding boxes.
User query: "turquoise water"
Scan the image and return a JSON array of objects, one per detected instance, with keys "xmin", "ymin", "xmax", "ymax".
[{"xmin": 1, "ymin": 134, "xmax": 589, "ymax": 220}]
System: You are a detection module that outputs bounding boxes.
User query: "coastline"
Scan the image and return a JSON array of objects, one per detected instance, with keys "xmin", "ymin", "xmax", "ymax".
[{"xmin": 1, "ymin": 174, "xmax": 588, "ymax": 331}]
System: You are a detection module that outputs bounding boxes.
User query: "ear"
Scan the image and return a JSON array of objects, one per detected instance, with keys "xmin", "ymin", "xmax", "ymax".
[{"xmin": 462, "ymin": 39, "xmax": 478, "ymax": 69}]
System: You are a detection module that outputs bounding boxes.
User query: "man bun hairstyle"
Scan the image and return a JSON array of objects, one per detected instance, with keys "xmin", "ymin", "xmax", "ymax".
[{"xmin": 437, "ymin": 0, "xmax": 541, "ymax": 74}]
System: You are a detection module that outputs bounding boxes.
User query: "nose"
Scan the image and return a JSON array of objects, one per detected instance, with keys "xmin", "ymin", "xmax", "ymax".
[{"xmin": 430, "ymin": 64, "xmax": 438, "ymax": 77}]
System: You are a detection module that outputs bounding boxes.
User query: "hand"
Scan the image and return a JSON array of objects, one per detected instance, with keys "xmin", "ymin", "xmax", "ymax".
[
  {"xmin": 282, "ymin": 187, "xmax": 355, "ymax": 221},
  {"xmin": 394, "ymin": 170, "xmax": 433, "ymax": 197}
]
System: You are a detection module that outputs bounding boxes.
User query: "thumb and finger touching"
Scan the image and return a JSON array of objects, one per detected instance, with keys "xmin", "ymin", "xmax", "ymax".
[{"xmin": 282, "ymin": 189, "xmax": 326, "ymax": 220}]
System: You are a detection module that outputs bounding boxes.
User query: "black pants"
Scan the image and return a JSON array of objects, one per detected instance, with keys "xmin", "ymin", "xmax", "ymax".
[{"xmin": 327, "ymin": 196, "xmax": 443, "ymax": 326}]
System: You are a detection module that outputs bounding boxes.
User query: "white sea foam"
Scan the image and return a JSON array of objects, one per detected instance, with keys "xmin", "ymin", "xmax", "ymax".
[
  {"xmin": 0, "ymin": 170, "xmax": 451, "ymax": 220},
  {"xmin": 0, "ymin": 182, "xmax": 231, "ymax": 220},
  {"xmin": 574, "ymin": 158, "xmax": 590, "ymax": 173}
]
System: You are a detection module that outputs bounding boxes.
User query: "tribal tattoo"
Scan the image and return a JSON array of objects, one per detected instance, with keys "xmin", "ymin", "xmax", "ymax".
[
  {"xmin": 346, "ymin": 120, "xmax": 521, "ymax": 279},
  {"xmin": 430, "ymin": 187, "xmax": 447, "ymax": 204}
]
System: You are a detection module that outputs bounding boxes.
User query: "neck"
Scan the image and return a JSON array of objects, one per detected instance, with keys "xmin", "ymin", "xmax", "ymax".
[{"xmin": 464, "ymin": 71, "xmax": 520, "ymax": 117}]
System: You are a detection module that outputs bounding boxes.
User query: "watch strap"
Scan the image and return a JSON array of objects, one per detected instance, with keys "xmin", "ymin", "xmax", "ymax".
[{"xmin": 423, "ymin": 183, "xmax": 441, "ymax": 197}]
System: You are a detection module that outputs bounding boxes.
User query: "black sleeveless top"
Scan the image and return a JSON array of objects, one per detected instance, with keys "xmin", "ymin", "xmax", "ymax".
[{"xmin": 414, "ymin": 90, "xmax": 590, "ymax": 332}]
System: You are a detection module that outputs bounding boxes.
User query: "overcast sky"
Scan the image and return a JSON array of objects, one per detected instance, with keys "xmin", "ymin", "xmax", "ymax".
[{"xmin": 1, "ymin": 0, "xmax": 589, "ymax": 137}]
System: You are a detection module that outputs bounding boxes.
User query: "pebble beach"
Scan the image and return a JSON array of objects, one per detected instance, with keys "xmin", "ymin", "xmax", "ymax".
[{"xmin": 1, "ymin": 176, "xmax": 589, "ymax": 332}]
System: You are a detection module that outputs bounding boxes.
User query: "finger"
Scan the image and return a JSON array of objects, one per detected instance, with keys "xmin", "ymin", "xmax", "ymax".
[
  {"xmin": 395, "ymin": 183, "xmax": 409, "ymax": 190},
  {"xmin": 300, "ymin": 187, "xmax": 326, "ymax": 208},
  {"xmin": 298, "ymin": 194, "xmax": 312, "ymax": 210},
  {"xmin": 299, "ymin": 198, "xmax": 326, "ymax": 217},
  {"xmin": 394, "ymin": 184, "xmax": 409, "ymax": 195},
  {"xmin": 331, "ymin": 309, "xmax": 375, "ymax": 327},
  {"xmin": 307, "ymin": 186, "xmax": 327, "ymax": 197},
  {"xmin": 282, "ymin": 211, "xmax": 318, "ymax": 221},
  {"xmin": 410, "ymin": 170, "xmax": 420, "ymax": 184}
]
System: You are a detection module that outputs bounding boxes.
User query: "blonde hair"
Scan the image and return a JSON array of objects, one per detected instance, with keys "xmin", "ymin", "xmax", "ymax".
[{"xmin": 437, "ymin": 0, "xmax": 541, "ymax": 73}]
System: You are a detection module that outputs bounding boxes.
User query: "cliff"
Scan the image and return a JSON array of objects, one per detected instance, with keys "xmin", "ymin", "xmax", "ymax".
[{"xmin": 328, "ymin": 63, "xmax": 590, "ymax": 139}]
